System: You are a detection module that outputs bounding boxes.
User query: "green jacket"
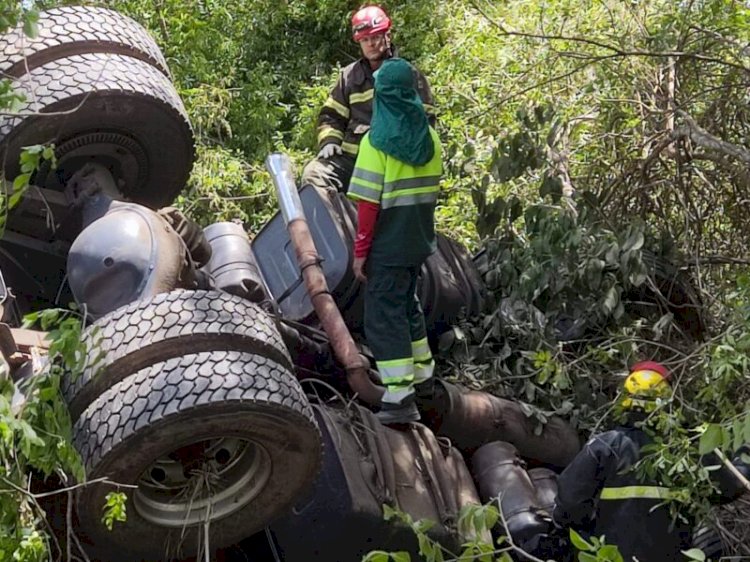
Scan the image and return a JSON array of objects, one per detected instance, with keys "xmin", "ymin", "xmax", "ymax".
[
  {"xmin": 347, "ymin": 128, "xmax": 441, "ymax": 266},
  {"xmin": 317, "ymin": 57, "xmax": 435, "ymax": 157}
]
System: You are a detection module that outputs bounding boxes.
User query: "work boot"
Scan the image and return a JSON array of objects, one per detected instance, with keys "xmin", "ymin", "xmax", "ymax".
[{"xmin": 376, "ymin": 401, "xmax": 421, "ymax": 425}]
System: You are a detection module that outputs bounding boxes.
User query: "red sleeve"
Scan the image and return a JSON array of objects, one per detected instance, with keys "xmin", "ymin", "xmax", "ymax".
[{"xmin": 354, "ymin": 200, "xmax": 380, "ymax": 258}]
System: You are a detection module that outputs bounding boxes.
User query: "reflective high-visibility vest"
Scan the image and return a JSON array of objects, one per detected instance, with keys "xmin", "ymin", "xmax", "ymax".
[
  {"xmin": 347, "ymin": 128, "xmax": 441, "ymax": 266},
  {"xmin": 599, "ymin": 485, "xmax": 673, "ymax": 500}
]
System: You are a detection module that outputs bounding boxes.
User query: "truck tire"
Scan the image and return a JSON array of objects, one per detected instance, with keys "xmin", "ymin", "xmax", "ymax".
[
  {"xmin": 0, "ymin": 52, "xmax": 193, "ymax": 208},
  {"xmin": 0, "ymin": 6, "xmax": 170, "ymax": 78},
  {"xmin": 73, "ymin": 350, "xmax": 321, "ymax": 561},
  {"xmin": 62, "ymin": 290, "xmax": 292, "ymax": 421}
]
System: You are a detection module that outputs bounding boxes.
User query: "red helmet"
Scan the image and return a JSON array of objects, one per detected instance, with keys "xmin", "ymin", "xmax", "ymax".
[
  {"xmin": 351, "ymin": 5, "xmax": 392, "ymax": 42},
  {"xmin": 630, "ymin": 361, "xmax": 670, "ymax": 380}
]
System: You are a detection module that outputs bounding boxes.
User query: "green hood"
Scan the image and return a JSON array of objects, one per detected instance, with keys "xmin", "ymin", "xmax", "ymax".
[{"xmin": 369, "ymin": 58, "xmax": 434, "ymax": 166}]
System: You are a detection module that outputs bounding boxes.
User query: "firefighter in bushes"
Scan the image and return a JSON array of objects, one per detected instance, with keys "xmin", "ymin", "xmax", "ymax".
[
  {"xmin": 346, "ymin": 57, "xmax": 441, "ymax": 425},
  {"xmin": 552, "ymin": 361, "xmax": 750, "ymax": 561},
  {"xmin": 302, "ymin": 4, "xmax": 435, "ymax": 193}
]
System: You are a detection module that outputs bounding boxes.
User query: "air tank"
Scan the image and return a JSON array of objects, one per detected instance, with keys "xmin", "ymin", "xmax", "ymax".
[{"xmin": 202, "ymin": 222, "xmax": 268, "ymax": 302}]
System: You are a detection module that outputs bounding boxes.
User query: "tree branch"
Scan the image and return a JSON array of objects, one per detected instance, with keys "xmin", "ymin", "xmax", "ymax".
[
  {"xmin": 682, "ymin": 255, "xmax": 750, "ymax": 267},
  {"xmin": 677, "ymin": 110, "xmax": 750, "ymax": 165},
  {"xmin": 469, "ymin": 0, "xmax": 750, "ymax": 72}
]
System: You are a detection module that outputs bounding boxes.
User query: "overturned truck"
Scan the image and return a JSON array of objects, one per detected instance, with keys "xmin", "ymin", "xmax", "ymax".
[{"xmin": 0, "ymin": 7, "xmax": 582, "ymax": 561}]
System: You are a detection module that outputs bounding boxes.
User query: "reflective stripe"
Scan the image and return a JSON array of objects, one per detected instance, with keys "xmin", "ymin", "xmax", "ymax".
[
  {"xmin": 348, "ymin": 180, "xmax": 381, "ymax": 203},
  {"xmin": 378, "ymin": 357, "xmax": 413, "ymax": 368},
  {"xmin": 324, "ymin": 96, "xmax": 350, "ymax": 119},
  {"xmin": 411, "ymin": 338, "xmax": 432, "ymax": 363},
  {"xmin": 342, "ymin": 141, "xmax": 360, "ymax": 155},
  {"xmin": 350, "ymin": 89, "xmax": 373, "ymax": 104},
  {"xmin": 377, "ymin": 357, "xmax": 414, "ymax": 384},
  {"xmin": 414, "ymin": 360, "xmax": 434, "ymax": 384},
  {"xmin": 382, "ymin": 386, "xmax": 415, "ymax": 405},
  {"xmin": 352, "ymin": 168, "xmax": 384, "ymax": 185},
  {"xmin": 384, "ymin": 175, "xmax": 442, "ymax": 192},
  {"xmin": 600, "ymin": 486, "xmax": 671, "ymax": 500},
  {"xmin": 317, "ymin": 126, "xmax": 344, "ymax": 144},
  {"xmin": 380, "ymin": 189, "xmax": 439, "ymax": 210}
]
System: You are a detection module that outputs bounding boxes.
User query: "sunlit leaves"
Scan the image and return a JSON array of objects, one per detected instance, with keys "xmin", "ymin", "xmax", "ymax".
[{"xmin": 102, "ymin": 492, "xmax": 128, "ymax": 531}]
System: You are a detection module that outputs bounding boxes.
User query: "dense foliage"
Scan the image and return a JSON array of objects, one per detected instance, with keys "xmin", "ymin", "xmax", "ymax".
[{"xmin": 1, "ymin": 0, "xmax": 749, "ymax": 559}]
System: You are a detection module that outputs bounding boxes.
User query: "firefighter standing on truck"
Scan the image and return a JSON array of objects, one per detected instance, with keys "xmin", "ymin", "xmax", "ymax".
[
  {"xmin": 346, "ymin": 57, "xmax": 440, "ymax": 425},
  {"xmin": 552, "ymin": 361, "xmax": 750, "ymax": 561},
  {"xmin": 302, "ymin": 5, "xmax": 435, "ymax": 193}
]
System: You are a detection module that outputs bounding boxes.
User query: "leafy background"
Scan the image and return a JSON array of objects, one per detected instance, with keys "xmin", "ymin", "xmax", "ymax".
[{"xmin": 1, "ymin": 0, "xmax": 750, "ymax": 559}]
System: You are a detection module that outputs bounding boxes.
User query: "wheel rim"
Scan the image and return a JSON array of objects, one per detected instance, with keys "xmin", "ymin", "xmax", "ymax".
[
  {"xmin": 34, "ymin": 131, "xmax": 148, "ymax": 194},
  {"xmin": 133, "ymin": 437, "xmax": 272, "ymax": 527}
]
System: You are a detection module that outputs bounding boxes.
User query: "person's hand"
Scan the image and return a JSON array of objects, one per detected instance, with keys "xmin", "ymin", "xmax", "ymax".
[
  {"xmin": 318, "ymin": 143, "xmax": 342, "ymax": 160},
  {"xmin": 353, "ymin": 256, "xmax": 367, "ymax": 283}
]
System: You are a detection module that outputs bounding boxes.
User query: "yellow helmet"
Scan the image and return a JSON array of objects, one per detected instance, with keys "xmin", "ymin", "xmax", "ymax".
[{"xmin": 621, "ymin": 361, "xmax": 671, "ymax": 412}]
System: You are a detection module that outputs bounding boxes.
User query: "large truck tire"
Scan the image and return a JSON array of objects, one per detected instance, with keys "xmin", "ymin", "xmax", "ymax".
[
  {"xmin": 62, "ymin": 290, "xmax": 292, "ymax": 421},
  {"xmin": 0, "ymin": 52, "xmax": 194, "ymax": 208},
  {"xmin": 73, "ymin": 350, "xmax": 321, "ymax": 561},
  {"xmin": 0, "ymin": 6, "xmax": 170, "ymax": 78}
]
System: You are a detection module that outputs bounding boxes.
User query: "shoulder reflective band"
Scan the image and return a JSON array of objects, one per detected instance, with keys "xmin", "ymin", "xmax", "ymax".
[
  {"xmin": 350, "ymin": 89, "xmax": 373, "ymax": 104},
  {"xmin": 600, "ymin": 486, "xmax": 671, "ymax": 500},
  {"xmin": 324, "ymin": 96, "xmax": 350, "ymax": 119},
  {"xmin": 342, "ymin": 141, "xmax": 360, "ymax": 155}
]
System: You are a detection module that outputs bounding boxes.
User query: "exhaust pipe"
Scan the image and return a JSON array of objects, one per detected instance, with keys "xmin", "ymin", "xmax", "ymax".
[
  {"xmin": 419, "ymin": 381, "xmax": 580, "ymax": 468},
  {"xmin": 265, "ymin": 153, "xmax": 384, "ymax": 405}
]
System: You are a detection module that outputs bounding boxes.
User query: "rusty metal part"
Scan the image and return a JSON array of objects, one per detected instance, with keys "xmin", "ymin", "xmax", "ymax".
[
  {"xmin": 266, "ymin": 153, "xmax": 384, "ymax": 405},
  {"xmin": 471, "ymin": 441, "xmax": 550, "ymax": 545},
  {"xmin": 528, "ymin": 467, "xmax": 558, "ymax": 513},
  {"xmin": 410, "ymin": 423, "xmax": 492, "ymax": 543},
  {"xmin": 419, "ymin": 380, "xmax": 580, "ymax": 468},
  {"xmin": 0, "ymin": 324, "xmax": 49, "ymax": 369},
  {"xmin": 271, "ymin": 403, "xmax": 486, "ymax": 560}
]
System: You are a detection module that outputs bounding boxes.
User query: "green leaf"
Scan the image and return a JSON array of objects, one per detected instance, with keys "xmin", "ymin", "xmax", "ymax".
[
  {"xmin": 743, "ymin": 413, "xmax": 750, "ymax": 444},
  {"xmin": 483, "ymin": 505, "xmax": 498, "ymax": 529},
  {"xmin": 414, "ymin": 519, "xmax": 435, "ymax": 534},
  {"xmin": 681, "ymin": 548, "xmax": 706, "ymax": 561},
  {"xmin": 22, "ymin": 10, "xmax": 40, "ymax": 39},
  {"xmin": 578, "ymin": 553, "xmax": 597, "ymax": 562},
  {"xmin": 604, "ymin": 243, "xmax": 619, "ymax": 265},
  {"xmin": 42, "ymin": 145, "xmax": 55, "ymax": 162},
  {"xmin": 602, "ymin": 285, "xmax": 619, "ymax": 314},
  {"xmin": 102, "ymin": 491, "xmax": 127, "ymax": 531},
  {"xmin": 586, "ymin": 259, "xmax": 605, "ymax": 290},
  {"xmin": 569, "ymin": 528, "xmax": 593, "ymax": 551},
  {"xmin": 383, "ymin": 504, "xmax": 397, "ymax": 521},
  {"xmin": 8, "ymin": 188, "xmax": 26, "ymax": 210},
  {"xmin": 699, "ymin": 424, "xmax": 724, "ymax": 455},
  {"xmin": 598, "ymin": 544, "xmax": 624, "ymax": 562},
  {"xmin": 362, "ymin": 552, "xmax": 391, "ymax": 562},
  {"xmin": 622, "ymin": 230, "xmax": 644, "ymax": 253},
  {"xmin": 733, "ymin": 419, "xmax": 745, "ymax": 453},
  {"xmin": 12, "ymin": 173, "xmax": 30, "ymax": 192},
  {"xmin": 22, "ymin": 18, "xmax": 38, "ymax": 39},
  {"xmin": 390, "ymin": 552, "xmax": 410, "ymax": 562}
]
